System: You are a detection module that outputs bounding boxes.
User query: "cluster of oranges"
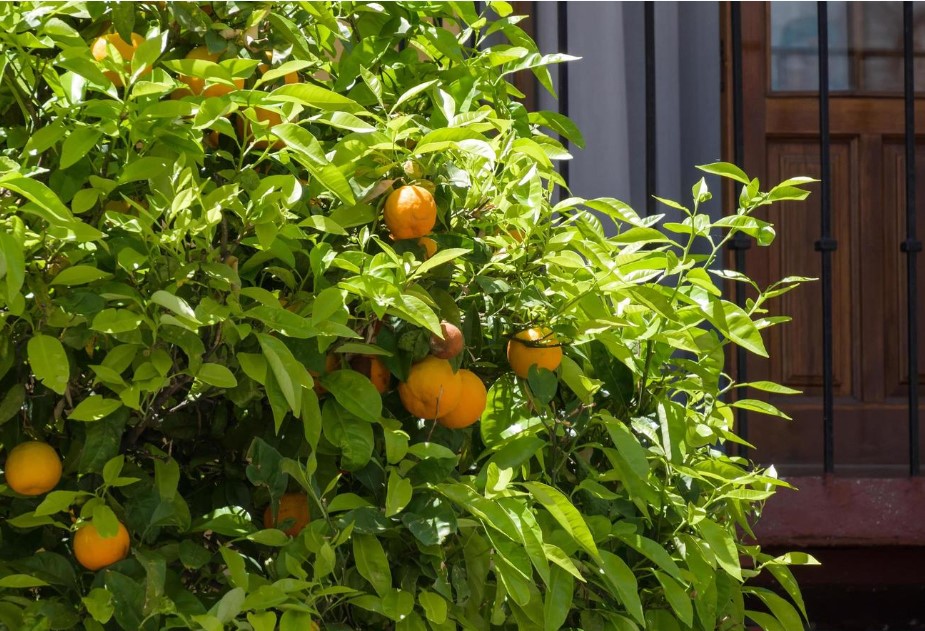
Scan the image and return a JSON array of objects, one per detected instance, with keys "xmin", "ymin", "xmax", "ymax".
[
  {"xmin": 394, "ymin": 325, "xmax": 564, "ymax": 427},
  {"xmin": 3, "ymin": 441, "xmax": 130, "ymax": 571}
]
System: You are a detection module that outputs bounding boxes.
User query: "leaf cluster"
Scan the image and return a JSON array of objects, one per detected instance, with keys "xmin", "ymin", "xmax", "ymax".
[{"xmin": 0, "ymin": 2, "xmax": 815, "ymax": 630}]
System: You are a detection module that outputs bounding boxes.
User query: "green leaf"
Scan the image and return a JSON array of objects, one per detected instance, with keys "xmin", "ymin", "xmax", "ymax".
[
  {"xmin": 614, "ymin": 530, "xmax": 682, "ymax": 580},
  {"xmin": 729, "ymin": 398, "xmax": 792, "ymax": 420},
  {"xmin": 388, "ymin": 293, "xmax": 443, "ymax": 337},
  {"xmin": 60, "ymin": 127, "xmax": 103, "ymax": 169},
  {"xmin": 197, "ymin": 363, "xmax": 238, "ymax": 388},
  {"xmin": 608, "ymin": 417, "xmax": 648, "ymax": 468},
  {"xmin": 321, "ymin": 369, "xmax": 382, "ymax": 422},
  {"xmin": 543, "ymin": 565, "xmax": 575, "ymax": 631},
  {"xmin": 219, "ymin": 547, "xmax": 247, "ymax": 590},
  {"xmin": 559, "ymin": 355, "xmax": 601, "ymax": 404},
  {"xmin": 481, "ymin": 374, "xmax": 539, "ymax": 447},
  {"xmin": 35, "ymin": 490, "xmax": 83, "ymax": 517},
  {"xmin": 69, "ymin": 396, "xmax": 122, "ymax": 422},
  {"xmin": 272, "ymin": 124, "xmax": 355, "ymax": 204},
  {"xmin": 698, "ymin": 518, "xmax": 742, "ymax": 581},
  {"xmin": 381, "ymin": 588, "xmax": 415, "ymax": 622},
  {"xmin": 764, "ymin": 558, "xmax": 811, "ymax": 618},
  {"xmin": 522, "ymin": 482, "xmax": 598, "ymax": 559},
  {"xmin": 0, "ymin": 384, "xmax": 25, "ymax": 426},
  {"xmin": 385, "ymin": 470, "xmax": 413, "ymax": 517},
  {"xmin": 528, "ymin": 110, "xmax": 585, "ymax": 148},
  {"xmin": 748, "ymin": 588, "xmax": 805, "ymax": 629},
  {"xmin": 82, "ymin": 588, "xmax": 114, "ymax": 623},
  {"xmin": 0, "ymin": 575, "xmax": 50, "ymax": 588},
  {"xmin": 50, "ymin": 265, "xmax": 111, "ymax": 286},
  {"xmin": 526, "ymin": 365, "xmax": 558, "ymax": 405},
  {"xmin": 280, "ymin": 611, "xmax": 315, "ymax": 631},
  {"xmin": 91, "ymin": 504, "xmax": 120, "ymax": 538},
  {"xmin": 391, "ymin": 79, "xmax": 438, "ymax": 111},
  {"xmin": 542, "ymin": 543, "xmax": 584, "ymax": 582},
  {"xmin": 740, "ymin": 380, "xmax": 802, "ymax": 395},
  {"xmin": 212, "ymin": 586, "xmax": 246, "ymax": 623},
  {"xmin": 118, "ymin": 157, "xmax": 170, "ymax": 184},
  {"xmin": 0, "ymin": 232, "xmax": 25, "ymax": 298},
  {"xmin": 702, "ymin": 298, "xmax": 768, "ymax": 357},
  {"xmin": 697, "ymin": 161, "xmax": 750, "ymax": 184},
  {"xmin": 655, "ymin": 571, "xmax": 694, "ymax": 626},
  {"xmin": 0, "ymin": 175, "xmax": 102, "ymax": 241},
  {"xmin": 409, "ymin": 247, "xmax": 470, "ymax": 279},
  {"xmin": 353, "ymin": 533, "xmax": 391, "ymax": 596},
  {"xmin": 745, "ymin": 610, "xmax": 785, "ymax": 631},
  {"xmin": 321, "ymin": 400, "xmax": 374, "ymax": 471},
  {"xmin": 596, "ymin": 551, "xmax": 645, "ymax": 624},
  {"xmin": 247, "ymin": 612, "xmax": 277, "ymax": 631},
  {"xmin": 268, "ymin": 83, "xmax": 366, "ymax": 113},
  {"xmin": 150, "ymin": 290, "xmax": 199, "ymax": 325},
  {"xmin": 258, "ymin": 333, "xmax": 307, "ymax": 416},
  {"xmin": 418, "ymin": 591, "xmax": 447, "ymax": 624},
  {"xmin": 91, "ymin": 309, "xmax": 145, "ymax": 334},
  {"xmin": 27, "ymin": 335, "xmax": 70, "ymax": 394},
  {"xmin": 237, "ymin": 353, "xmax": 267, "ymax": 385},
  {"xmin": 154, "ymin": 458, "xmax": 180, "ymax": 501},
  {"xmin": 102, "ymin": 456, "xmax": 124, "ymax": 485}
]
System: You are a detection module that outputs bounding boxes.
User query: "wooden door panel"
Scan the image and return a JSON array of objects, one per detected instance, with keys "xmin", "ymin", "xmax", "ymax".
[
  {"xmin": 767, "ymin": 139, "xmax": 856, "ymax": 395},
  {"xmin": 745, "ymin": 139, "xmax": 856, "ymax": 395},
  {"xmin": 881, "ymin": 140, "xmax": 925, "ymax": 398}
]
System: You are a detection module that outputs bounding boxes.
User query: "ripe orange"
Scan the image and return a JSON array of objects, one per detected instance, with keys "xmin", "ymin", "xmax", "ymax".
[
  {"xmin": 384, "ymin": 185, "xmax": 437, "ymax": 240},
  {"xmin": 90, "ymin": 32, "xmax": 147, "ymax": 87},
  {"xmin": 398, "ymin": 356, "xmax": 462, "ymax": 419},
  {"xmin": 437, "ymin": 369, "xmax": 486, "ymax": 429},
  {"xmin": 350, "ymin": 355, "xmax": 391, "ymax": 394},
  {"xmin": 263, "ymin": 493, "xmax": 310, "ymax": 536},
  {"xmin": 507, "ymin": 327, "xmax": 563, "ymax": 378},
  {"xmin": 4, "ymin": 441, "xmax": 62, "ymax": 496},
  {"xmin": 174, "ymin": 46, "xmax": 245, "ymax": 98},
  {"xmin": 73, "ymin": 521, "xmax": 131, "ymax": 570},
  {"xmin": 418, "ymin": 237, "xmax": 437, "ymax": 259}
]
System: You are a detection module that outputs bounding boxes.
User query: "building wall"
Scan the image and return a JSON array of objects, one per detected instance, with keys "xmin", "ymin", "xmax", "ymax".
[{"xmin": 532, "ymin": 2, "xmax": 723, "ymax": 224}]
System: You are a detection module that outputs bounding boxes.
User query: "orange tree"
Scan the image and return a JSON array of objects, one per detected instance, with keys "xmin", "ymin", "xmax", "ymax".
[{"xmin": 0, "ymin": 2, "xmax": 816, "ymax": 629}]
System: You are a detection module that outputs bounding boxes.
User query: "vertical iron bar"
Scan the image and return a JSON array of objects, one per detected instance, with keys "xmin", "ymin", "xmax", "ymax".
[
  {"xmin": 816, "ymin": 2, "xmax": 836, "ymax": 474},
  {"xmin": 557, "ymin": 1, "xmax": 569, "ymax": 187},
  {"xmin": 645, "ymin": 2, "xmax": 656, "ymax": 216},
  {"xmin": 473, "ymin": 1, "xmax": 483, "ymax": 51},
  {"xmin": 730, "ymin": 2, "xmax": 750, "ymax": 452},
  {"xmin": 902, "ymin": 1, "xmax": 921, "ymax": 476}
]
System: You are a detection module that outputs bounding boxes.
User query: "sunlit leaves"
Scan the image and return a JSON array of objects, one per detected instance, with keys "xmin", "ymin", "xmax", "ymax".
[{"xmin": 0, "ymin": 2, "xmax": 815, "ymax": 630}]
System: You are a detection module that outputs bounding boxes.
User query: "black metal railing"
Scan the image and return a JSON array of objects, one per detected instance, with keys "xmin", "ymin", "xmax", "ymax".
[
  {"xmin": 728, "ymin": 2, "xmax": 751, "ymax": 455},
  {"xmin": 644, "ymin": 3, "xmax": 656, "ymax": 218},
  {"xmin": 815, "ymin": 2, "xmax": 836, "ymax": 475},
  {"xmin": 902, "ymin": 1, "xmax": 921, "ymax": 476},
  {"xmin": 557, "ymin": 1, "xmax": 570, "ymax": 189}
]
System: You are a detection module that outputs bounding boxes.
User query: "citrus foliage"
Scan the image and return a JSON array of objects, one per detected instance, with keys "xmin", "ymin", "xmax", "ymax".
[{"xmin": 0, "ymin": 2, "xmax": 816, "ymax": 630}]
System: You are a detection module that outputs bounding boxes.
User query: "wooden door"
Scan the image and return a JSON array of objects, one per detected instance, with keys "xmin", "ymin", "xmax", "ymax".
[{"xmin": 728, "ymin": 2, "xmax": 925, "ymax": 476}]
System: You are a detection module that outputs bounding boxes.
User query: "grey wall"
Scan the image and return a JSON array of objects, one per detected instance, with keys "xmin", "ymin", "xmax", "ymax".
[{"xmin": 533, "ymin": 1, "xmax": 723, "ymax": 223}]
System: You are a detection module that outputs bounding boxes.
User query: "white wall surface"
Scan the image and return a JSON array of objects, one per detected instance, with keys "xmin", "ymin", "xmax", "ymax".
[{"xmin": 532, "ymin": 1, "xmax": 723, "ymax": 226}]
